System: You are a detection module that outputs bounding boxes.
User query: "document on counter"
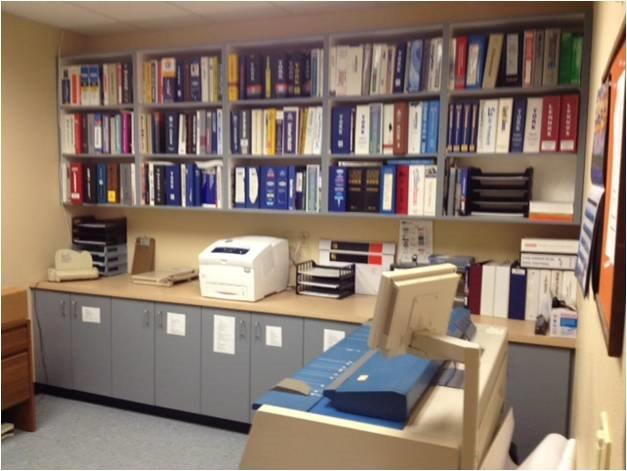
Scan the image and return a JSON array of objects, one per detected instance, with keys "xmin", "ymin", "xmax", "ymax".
[
  {"xmin": 166, "ymin": 312, "xmax": 186, "ymax": 336},
  {"xmin": 323, "ymin": 329, "xmax": 345, "ymax": 352},
  {"xmin": 213, "ymin": 315, "xmax": 235, "ymax": 355},
  {"xmin": 397, "ymin": 220, "xmax": 433, "ymax": 264},
  {"xmin": 265, "ymin": 325, "xmax": 282, "ymax": 348},
  {"xmin": 81, "ymin": 306, "xmax": 101, "ymax": 324}
]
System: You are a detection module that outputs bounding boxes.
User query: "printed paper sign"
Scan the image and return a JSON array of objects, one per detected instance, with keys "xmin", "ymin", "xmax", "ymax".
[
  {"xmin": 323, "ymin": 329, "xmax": 345, "ymax": 352},
  {"xmin": 213, "ymin": 315, "xmax": 235, "ymax": 355},
  {"xmin": 81, "ymin": 306, "xmax": 101, "ymax": 324},
  {"xmin": 166, "ymin": 312, "xmax": 186, "ymax": 336},
  {"xmin": 265, "ymin": 325, "xmax": 282, "ymax": 348}
]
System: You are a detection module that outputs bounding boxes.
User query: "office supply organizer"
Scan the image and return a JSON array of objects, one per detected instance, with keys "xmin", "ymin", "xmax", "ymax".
[
  {"xmin": 72, "ymin": 216, "xmax": 128, "ymax": 276},
  {"xmin": 296, "ymin": 260, "xmax": 355, "ymax": 299}
]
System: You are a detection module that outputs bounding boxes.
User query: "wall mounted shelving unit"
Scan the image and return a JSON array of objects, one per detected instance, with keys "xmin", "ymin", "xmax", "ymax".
[{"xmin": 58, "ymin": 11, "xmax": 591, "ymax": 225}]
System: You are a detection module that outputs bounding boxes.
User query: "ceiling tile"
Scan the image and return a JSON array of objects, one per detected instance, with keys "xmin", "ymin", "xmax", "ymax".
[
  {"xmin": 2, "ymin": 1, "xmax": 118, "ymax": 29},
  {"xmin": 72, "ymin": 1, "xmax": 192, "ymax": 21},
  {"xmin": 272, "ymin": 1, "xmax": 359, "ymax": 15},
  {"xmin": 175, "ymin": 1, "xmax": 288, "ymax": 22},
  {"xmin": 130, "ymin": 14, "xmax": 209, "ymax": 30}
]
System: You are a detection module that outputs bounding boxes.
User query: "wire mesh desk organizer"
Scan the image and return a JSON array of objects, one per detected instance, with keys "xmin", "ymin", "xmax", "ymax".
[{"xmin": 296, "ymin": 260, "xmax": 355, "ymax": 299}]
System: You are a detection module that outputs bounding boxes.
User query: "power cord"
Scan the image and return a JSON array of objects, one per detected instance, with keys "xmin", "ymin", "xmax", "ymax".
[{"xmin": 33, "ymin": 302, "xmax": 49, "ymax": 386}]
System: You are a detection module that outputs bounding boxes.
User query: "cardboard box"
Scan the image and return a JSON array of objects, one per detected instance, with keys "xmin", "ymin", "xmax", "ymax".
[{"xmin": 2, "ymin": 287, "xmax": 28, "ymax": 323}]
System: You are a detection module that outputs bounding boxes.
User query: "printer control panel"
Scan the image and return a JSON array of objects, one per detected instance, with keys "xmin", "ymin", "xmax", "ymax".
[{"xmin": 211, "ymin": 247, "xmax": 249, "ymax": 255}]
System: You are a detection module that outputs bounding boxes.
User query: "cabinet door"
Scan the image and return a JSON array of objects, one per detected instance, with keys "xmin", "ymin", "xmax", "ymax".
[
  {"xmin": 303, "ymin": 319, "xmax": 359, "ymax": 364},
  {"xmin": 154, "ymin": 303, "xmax": 201, "ymax": 413},
  {"xmin": 201, "ymin": 309, "xmax": 251, "ymax": 423},
  {"xmin": 33, "ymin": 290, "xmax": 72, "ymax": 388},
  {"xmin": 250, "ymin": 314, "xmax": 304, "ymax": 406},
  {"xmin": 507, "ymin": 344, "xmax": 572, "ymax": 461},
  {"xmin": 112, "ymin": 299, "xmax": 155, "ymax": 405},
  {"xmin": 70, "ymin": 294, "xmax": 112, "ymax": 396}
]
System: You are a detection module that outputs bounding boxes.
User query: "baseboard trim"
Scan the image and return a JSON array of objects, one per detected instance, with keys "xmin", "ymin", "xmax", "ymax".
[{"xmin": 34, "ymin": 383, "xmax": 251, "ymax": 434}]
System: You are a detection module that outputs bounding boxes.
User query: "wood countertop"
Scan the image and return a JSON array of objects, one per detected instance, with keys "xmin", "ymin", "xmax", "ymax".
[{"xmin": 31, "ymin": 276, "xmax": 575, "ymax": 350}]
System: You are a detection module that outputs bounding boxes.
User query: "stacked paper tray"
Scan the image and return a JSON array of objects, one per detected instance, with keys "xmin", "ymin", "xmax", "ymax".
[{"xmin": 296, "ymin": 260, "xmax": 355, "ymax": 299}]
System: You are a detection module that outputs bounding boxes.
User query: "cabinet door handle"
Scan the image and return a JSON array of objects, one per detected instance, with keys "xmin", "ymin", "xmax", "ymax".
[
  {"xmin": 159, "ymin": 311, "xmax": 164, "ymax": 329},
  {"xmin": 60, "ymin": 299, "xmax": 66, "ymax": 317},
  {"xmin": 144, "ymin": 309, "xmax": 150, "ymax": 327},
  {"xmin": 72, "ymin": 301, "xmax": 78, "ymax": 319},
  {"xmin": 255, "ymin": 321, "xmax": 261, "ymax": 341},
  {"xmin": 239, "ymin": 319, "xmax": 246, "ymax": 339}
]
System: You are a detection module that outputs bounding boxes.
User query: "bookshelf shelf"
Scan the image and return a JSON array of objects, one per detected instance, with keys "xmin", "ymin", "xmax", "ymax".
[
  {"xmin": 62, "ymin": 153, "xmax": 135, "ymax": 159},
  {"xmin": 229, "ymin": 155, "xmax": 321, "ymax": 160},
  {"xmin": 230, "ymin": 97, "xmax": 323, "ymax": 107},
  {"xmin": 447, "ymin": 152, "xmax": 579, "ymax": 159},
  {"xmin": 142, "ymin": 154, "xmax": 223, "ymax": 160},
  {"xmin": 331, "ymin": 92, "xmax": 439, "ymax": 103},
  {"xmin": 448, "ymin": 84, "xmax": 581, "ymax": 98},
  {"xmin": 329, "ymin": 153, "xmax": 438, "ymax": 160},
  {"xmin": 141, "ymin": 101, "xmax": 222, "ymax": 110},
  {"xmin": 61, "ymin": 104, "xmax": 134, "ymax": 111},
  {"xmin": 57, "ymin": 11, "xmax": 591, "ymax": 225}
]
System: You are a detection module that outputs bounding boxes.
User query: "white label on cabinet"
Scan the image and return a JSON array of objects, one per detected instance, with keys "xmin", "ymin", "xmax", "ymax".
[
  {"xmin": 265, "ymin": 325, "xmax": 282, "ymax": 348},
  {"xmin": 81, "ymin": 306, "xmax": 101, "ymax": 324},
  {"xmin": 213, "ymin": 315, "xmax": 235, "ymax": 355},
  {"xmin": 166, "ymin": 312, "xmax": 186, "ymax": 336},
  {"xmin": 323, "ymin": 329, "xmax": 345, "ymax": 352}
]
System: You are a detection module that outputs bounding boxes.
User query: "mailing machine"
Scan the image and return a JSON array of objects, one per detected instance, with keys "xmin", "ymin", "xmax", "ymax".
[{"xmin": 198, "ymin": 236, "xmax": 289, "ymax": 302}]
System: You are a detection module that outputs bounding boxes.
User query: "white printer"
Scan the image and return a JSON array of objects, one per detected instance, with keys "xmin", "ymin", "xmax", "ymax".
[{"xmin": 198, "ymin": 236, "xmax": 289, "ymax": 302}]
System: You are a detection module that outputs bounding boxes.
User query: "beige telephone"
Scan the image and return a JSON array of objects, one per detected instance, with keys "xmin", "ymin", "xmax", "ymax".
[{"xmin": 47, "ymin": 249, "xmax": 100, "ymax": 282}]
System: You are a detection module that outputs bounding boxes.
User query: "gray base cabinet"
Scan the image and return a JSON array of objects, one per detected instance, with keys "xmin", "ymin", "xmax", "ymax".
[
  {"xmin": 154, "ymin": 303, "xmax": 201, "ymax": 414},
  {"xmin": 34, "ymin": 291, "xmax": 72, "ymax": 389},
  {"xmin": 250, "ymin": 314, "xmax": 304, "ymax": 408},
  {"xmin": 112, "ymin": 299, "xmax": 155, "ymax": 404},
  {"xmin": 70, "ymin": 294, "xmax": 112, "ymax": 396},
  {"xmin": 303, "ymin": 319, "xmax": 359, "ymax": 364},
  {"xmin": 507, "ymin": 344, "xmax": 573, "ymax": 461},
  {"xmin": 201, "ymin": 309, "xmax": 251, "ymax": 423}
]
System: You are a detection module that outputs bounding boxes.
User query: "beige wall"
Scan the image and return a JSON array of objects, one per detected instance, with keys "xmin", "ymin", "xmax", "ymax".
[
  {"xmin": 570, "ymin": 2, "xmax": 626, "ymax": 469},
  {"xmin": 1, "ymin": 13, "xmax": 84, "ymax": 290},
  {"xmin": 3, "ymin": 3, "xmax": 624, "ymax": 467}
]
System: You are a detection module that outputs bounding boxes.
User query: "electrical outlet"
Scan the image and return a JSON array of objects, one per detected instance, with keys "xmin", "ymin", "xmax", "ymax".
[{"xmin": 595, "ymin": 411, "xmax": 611, "ymax": 469}]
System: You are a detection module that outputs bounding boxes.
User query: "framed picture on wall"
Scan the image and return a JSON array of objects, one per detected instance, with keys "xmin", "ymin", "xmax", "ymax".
[{"xmin": 595, "ymin": 37, "xmax": 625, "ymax": 357}]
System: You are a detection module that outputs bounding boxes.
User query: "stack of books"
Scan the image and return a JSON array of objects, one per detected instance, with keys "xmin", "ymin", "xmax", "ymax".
[
  {"xmin": 330, "ymin": 37, "xmax": 443, "ymax": 96},
  {"xmin": 139, "ymin": 110, "xmax": 222, "ymax": 155},
  {"xmin": 61, "ymin": 62, "xmax": 133, "ymax": 105},
  {"xmin": 142, "ymin": 55, "xmax": 221, "ymax": 104},
  {"xmin": 529, "ymin": 200, "xmax": 574, "ymax": 222},
  {"xmin": 467, "ymin": 238, "xmax": 577, "ymax": 320},
  {"xmin": 61, "ymin": 112, "xmax": 133, "ymax": 155},
  {"xmin": 230, "ymin": 106, "xmax": 322, "ymax": 155},
  {"xmin": 227, "ymin": 49, "xmax": 324, "ymax": 101},
  {"xmin": 329, "ymin": 159, "xmax": 437, "ymax": 215},
  {"xmin": 142, "ymin": 160, "xmax": 222, "ymax": 208},
  {"xmin": 444, "ymin": 166, "xmax": 533, "ymax": 218},
  {"xmin": 233, "ymin": 164, "xmax": 321, "ymax": 212},
  {"xmin": 331, "ymin": 101, "xmax": 439, "ymax": 156},
  {"xmin": 447, "ymin": 94, "xmax": 579, "ymax": 154},
  {"xmin": 63, "ymin": 162, "xmax": 136, "ymax": 206},
  {"xmin": 450, "ymin": 28, "xmax": 582, "ymax": 89}
]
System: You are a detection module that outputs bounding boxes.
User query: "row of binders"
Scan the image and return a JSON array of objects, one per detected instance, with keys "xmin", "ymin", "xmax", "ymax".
[
  {"xmin": 61, "ymin": 62, "xmax": 133, "ymax": 106},
  {"xmin": 468, "ymin": 238, "xmax": 577, "ymax": 320},
  {"xmin": 233, "ymin": 165, "xmax": 321, "ymax": 212},
  {"xmin": 64, "ymin": 162, "xmax": 136, "ymax": 205},
  {"xmin": 330, "ymin": 37, "xmax": 443, "ymax": 96},
  {"xmin": 142, "ymin": 160, "xmax": 223, "ymax": 208},
  {"xmin": 447, "ymin": 94, "xmax": 579, "ymax": 154},
  {"xmin": 329, "ymin": 159, "xmax": 437, "ymax": 215},
  {"xmin": 142, "ymin": 55, "xmax": 221, "ymax": 104},
  {"xmin": 443, "ymin": 166, "xmax": 533, "ymax": 218},
  {"xmin": 227, "ymin": 49, "xmax": 324, "ymax": 101},
  {"xmin": 61, "ymin": 112, "xmax": 134, "ymax": 155},
  {"xmin": 450, "ymin": 28, "xmax": 582, "ymax": 90},
  {"xmin": 230, "ymin": 107, "xmax": 322, "ymax": 156},
  {"xmin": 331, "ymin": 101, "xmax": 440, "ymax": 156},
  {"xmin": 138, "ymin": 110, "xmax": 223, "ymax": 156}
]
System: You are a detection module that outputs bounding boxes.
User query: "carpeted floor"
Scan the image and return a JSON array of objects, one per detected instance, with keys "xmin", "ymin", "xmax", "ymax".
[{"xmin": 1, "ymin": 394, "xmax": 248, "ymax": 469}]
